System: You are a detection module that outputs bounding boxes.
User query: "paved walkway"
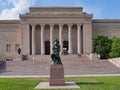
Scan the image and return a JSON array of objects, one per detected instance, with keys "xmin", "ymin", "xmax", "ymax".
[{"xmin": 0, "ymin": 55, "xmax": 120, "ymax": 77}]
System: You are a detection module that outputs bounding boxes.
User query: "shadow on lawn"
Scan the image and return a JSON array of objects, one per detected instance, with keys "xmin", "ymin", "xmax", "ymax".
[{"xmin": 77, "ymin": 82, "xmax": 104, "ymax": 85}]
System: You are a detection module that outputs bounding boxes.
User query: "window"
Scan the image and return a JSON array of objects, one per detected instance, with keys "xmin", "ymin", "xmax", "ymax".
[
  {"xmin": 15, "ymin": 44, "xmax": 20, "ymax": 52},
  {"xmin": 6, "ymin": 44, "xmax": 11, "ymax": 52}
]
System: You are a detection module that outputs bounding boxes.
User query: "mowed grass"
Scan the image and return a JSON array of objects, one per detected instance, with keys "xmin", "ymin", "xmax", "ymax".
[{"xmin": 0, "ymin": 76, "xmax": 120, "ymax": 90}]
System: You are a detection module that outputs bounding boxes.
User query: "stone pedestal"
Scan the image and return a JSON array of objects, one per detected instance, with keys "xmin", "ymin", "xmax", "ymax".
[{"xmin": 50, "ymin": 64, "xmax": 65, "ymax": 86}]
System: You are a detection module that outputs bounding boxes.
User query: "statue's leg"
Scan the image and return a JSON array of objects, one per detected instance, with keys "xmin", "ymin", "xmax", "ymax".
[
  {"xmin": 54, "ymin": 55, "xmax": 58, "ymax": 64},
  {"xmin": 58, "ymin": 56, "xmax": 62, "ymax": 64},
  {"xmin": 55, "ymin": 54, "xmax": 62, "ymax": 64},
  {"xmin": 51, "ymin": 54, "xmax": 55, "ymax": 62}
]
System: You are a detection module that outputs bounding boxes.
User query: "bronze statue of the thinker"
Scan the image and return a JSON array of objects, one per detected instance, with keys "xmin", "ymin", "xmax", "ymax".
[{"xmin": 51, "ymin": 40, "xmax": 62, "ymax": 64}]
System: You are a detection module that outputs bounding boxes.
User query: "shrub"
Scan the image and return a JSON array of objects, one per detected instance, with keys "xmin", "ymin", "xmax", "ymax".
[
  {"xmin": 93, "ymin": 35, "xmax": 112, "ymax": 59},
  {"xmin": 109, "ymin": 37, "xmax": 120, "ymax": 58}
]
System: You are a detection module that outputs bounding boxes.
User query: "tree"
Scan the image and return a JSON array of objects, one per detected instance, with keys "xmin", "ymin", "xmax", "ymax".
[
  {"xmin": 109, "ymin": 37, "xmax": 120, "ymax": 58},
  {"xmin": 93, "ymin": 35, "xmax": 112, "ymax": 59}
]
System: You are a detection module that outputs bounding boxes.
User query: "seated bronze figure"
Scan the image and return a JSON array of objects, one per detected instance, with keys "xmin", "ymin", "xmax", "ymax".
[{"xmin": 51, "ymin": 40, "xmax": 62, "ymax": 64}]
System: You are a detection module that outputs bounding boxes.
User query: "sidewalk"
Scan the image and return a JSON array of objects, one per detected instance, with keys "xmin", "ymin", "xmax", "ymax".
[{"xmin": 0, "ymin": 74, "xmax": 120, "ymax": 78}]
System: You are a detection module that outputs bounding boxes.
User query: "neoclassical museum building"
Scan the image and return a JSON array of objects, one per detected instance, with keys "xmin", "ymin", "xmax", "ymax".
[{"xmin": 0, "ymin": 7, "xmax": 120, "ymax": 58}]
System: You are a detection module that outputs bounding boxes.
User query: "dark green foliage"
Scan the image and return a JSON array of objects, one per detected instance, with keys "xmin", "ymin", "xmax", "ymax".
[
  {"xmin": 93, "ymin": 35, "xmax": 112, "ymax": 59},
  {"xmin": 109, "ymin": 37, "xmax": 120, "ymax": 58}
]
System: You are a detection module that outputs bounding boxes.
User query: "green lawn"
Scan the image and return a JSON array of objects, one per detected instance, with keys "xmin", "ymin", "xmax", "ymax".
[{"xmin": 0, "ymin": 76, "xmax": 120, "ymax": 90}]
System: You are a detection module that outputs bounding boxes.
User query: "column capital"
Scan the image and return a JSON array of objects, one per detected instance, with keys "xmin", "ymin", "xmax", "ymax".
[
  {"xmin": 59, "ymin": 24, "xmax": 64, "ymax": 27},
  {"xmin": 49, "ymin": 24, "xmax": 54, "ymax": 27},
  {"xmin": 77, "ymin": 23, "xmax": 82, "ymax": 26},
  {"xmin": 68, "ymin": 23, "xmax": 73, "ymax": 27},
  {"xmin": 31, "ymin": 24, "xmax": 36, "ymax": 32},
  {"xmin": 40, "ymin": 24, "xmax": 45, "ymax": 27},
  {"xmin": 31, "ymin": 23, "xmax": 35, "ymax": 26},
  {"xmin": 59, "ymin": 24, "xmax": 63, "ymax": 30}
]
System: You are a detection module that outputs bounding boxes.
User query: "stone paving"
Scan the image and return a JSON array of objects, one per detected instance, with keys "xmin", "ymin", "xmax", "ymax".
[{"xmin": 0, "ymin": 55, "xmax": 120, "ymax": 76}]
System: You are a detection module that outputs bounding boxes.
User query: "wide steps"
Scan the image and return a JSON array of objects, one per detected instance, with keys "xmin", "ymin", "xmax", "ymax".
[{"xmin": 32, "ymin": 55, "xmax": 88, "ymax": 61}]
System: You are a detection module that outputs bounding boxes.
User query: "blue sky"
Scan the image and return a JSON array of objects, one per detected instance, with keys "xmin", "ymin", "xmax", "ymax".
[{"xmin": 0, "ymin": 0, "xmax": 120, "ymax": 19}]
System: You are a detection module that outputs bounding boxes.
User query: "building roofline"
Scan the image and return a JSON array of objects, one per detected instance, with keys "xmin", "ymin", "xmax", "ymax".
[
  {"xmin": 29, "ymin": 6, "xmax": 83, "ymax": 9},
  {"xmin": 29, "ymin": 6, "xmax": 83, "ymax": 13},
  {"xmin": 93, "ymin": 19, "xmax": 120, "ymax": 23}
]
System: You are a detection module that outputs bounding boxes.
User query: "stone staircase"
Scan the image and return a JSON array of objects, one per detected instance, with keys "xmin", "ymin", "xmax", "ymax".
[
  {"xmin": 32, "ymin": 54, "xmax": 88, "ymax": 61},
  {"xmin": 1, "ymin": 55, "xmax": 120, "ymax": 75}
]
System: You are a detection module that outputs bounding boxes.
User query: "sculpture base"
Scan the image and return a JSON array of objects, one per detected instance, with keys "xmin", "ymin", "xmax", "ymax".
[
  {"xmin": 35, "ymin": 82, "xmax": 80, "ymax": 89},
  {"xmin": 50, "ymin": 64, "xmax": 65, "ymax": 86}
]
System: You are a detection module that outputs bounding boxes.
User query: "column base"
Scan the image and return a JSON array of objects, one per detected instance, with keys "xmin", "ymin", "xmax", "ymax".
[{"xmin": 68, "ymin": 52, "xmax": 72, "ymax": 54}]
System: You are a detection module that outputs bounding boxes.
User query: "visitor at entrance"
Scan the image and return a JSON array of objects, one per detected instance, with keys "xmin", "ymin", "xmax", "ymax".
[
  {"xmin": 73, "ymin": 48, "xmax": 76, "ymax": 54},
  {"xmin": 62, "ymin": 48, "xmax": 68, "ymax": 55},
  {"xmin": 18, "ymin": 48, "xmax": 21, "ymax": 55}
]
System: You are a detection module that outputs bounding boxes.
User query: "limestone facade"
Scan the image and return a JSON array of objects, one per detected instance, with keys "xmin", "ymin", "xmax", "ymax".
[
  {"xmin": 0, "ymin": 20, "xmax": 22, "ymax": 58},
  {"xmin": 0, "ymin": 7, "xmax": 120, "ymax": 58},
  {"xmin": 92, "ymin": 20, "xmax": 120, "ymax": 38}
]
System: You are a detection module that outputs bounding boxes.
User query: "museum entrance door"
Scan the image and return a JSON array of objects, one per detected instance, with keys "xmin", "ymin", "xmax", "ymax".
[
  {"xmin": 45, "ymin": 41, "xmax": 50, "ymax": 55},
  {"xmin": 63, "ymin": 40, "xmax": 68, "ymax": 54}
]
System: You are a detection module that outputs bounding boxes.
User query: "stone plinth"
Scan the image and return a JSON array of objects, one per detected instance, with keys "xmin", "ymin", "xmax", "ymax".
[
  {"xmin": 50, "ymin": 64, "xmax": 65, "ymax": 86},
  {"xmin": 35, "ymin": 82, "xmax": 80, "ymax": 89}
]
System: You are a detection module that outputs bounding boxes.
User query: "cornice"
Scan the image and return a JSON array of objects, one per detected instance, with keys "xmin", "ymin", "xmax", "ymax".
[
  {"xmin": 92, "ymin": 19, "xmax": 120, "ymax": 23},
  {"xmin": 0, "ymin": 20, "xmax": 21, "ymax": 24},
  {"xmin": 20, "ymin": 13, "xmax": 92, "ymax": 19}
]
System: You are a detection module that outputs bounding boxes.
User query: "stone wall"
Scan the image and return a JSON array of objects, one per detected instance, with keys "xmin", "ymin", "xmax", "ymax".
[
  {"xmin": 92, "ymin": 19, "xmax": 120, "ymax": 38},
  {"xmin": 0, "ymin": 20, "xmax": 22, "ymax": 58}
]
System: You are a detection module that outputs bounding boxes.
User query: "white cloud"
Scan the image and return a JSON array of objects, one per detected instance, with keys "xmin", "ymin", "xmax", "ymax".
[
  {"xmin": 0, "ymin": 0, "xmax": 36, "ymax": 20},
  {"xmin": 75, "ymin": 0, "xmax": 104, "ymax": 19}
]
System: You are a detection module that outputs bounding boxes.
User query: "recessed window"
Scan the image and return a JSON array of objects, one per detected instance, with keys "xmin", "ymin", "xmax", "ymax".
[
  {"xmin": 15, "ymin": 44, "xmax": 20, "ymax": 52},
  {"xmin": 6, "ymin": 44, "xmax": 11, "ymax": 52}
]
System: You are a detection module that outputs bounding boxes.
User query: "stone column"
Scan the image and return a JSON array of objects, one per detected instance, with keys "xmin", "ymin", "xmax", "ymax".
[
  {"xmin": 41, "ymin": 24, "xmax": 45, "ymax": 55},
  {"xmin": 59, "ymin": 24, "xmax": 63, "ymax": 54},
  {"xmin": 68, "ymin": 24, "xmax": 72, "ymax": 54},
  {"xmin": 32, "ymin": 24, "xmax": 35, "ymax": 55},
  {"xmin": 50, "ymin": 24, "xmax": 54, "ymax": 54},
  {"xmin": 77, "ymin": 24, "xmax": 81, "ymax": 55}
]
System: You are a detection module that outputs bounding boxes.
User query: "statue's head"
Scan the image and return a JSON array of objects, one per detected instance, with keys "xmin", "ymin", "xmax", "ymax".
[{"xmin": 54, "ymin": 39, "xmax": 59, "ymax": 45}]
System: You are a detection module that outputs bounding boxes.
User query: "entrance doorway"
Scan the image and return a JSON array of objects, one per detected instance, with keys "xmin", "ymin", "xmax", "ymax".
[
  {"xmin": 63, "ymin": 40, "xmax": 68, "ymax": 54},
  {"xmin": 45, "ymin": 40, "xmax": 50, "ymax": 55}
]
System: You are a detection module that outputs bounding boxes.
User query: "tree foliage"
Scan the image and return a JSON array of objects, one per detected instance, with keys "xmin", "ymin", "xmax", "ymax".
[
  {"xmin": 93, "ymin": 35, "xmax": 112, "ymax": 59},
  {"xmin": 109, "ymin": 37, "xmax": 120, "ymax": 58}
]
